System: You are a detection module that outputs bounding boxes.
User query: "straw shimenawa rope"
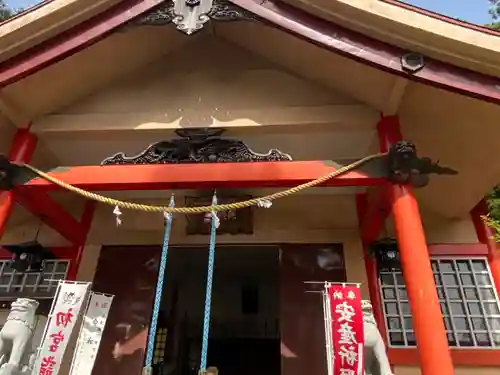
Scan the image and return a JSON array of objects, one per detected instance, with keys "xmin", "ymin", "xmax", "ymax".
[{"xmin": 21, "ymin": 152, "xmax": 386, "ymax": 214}]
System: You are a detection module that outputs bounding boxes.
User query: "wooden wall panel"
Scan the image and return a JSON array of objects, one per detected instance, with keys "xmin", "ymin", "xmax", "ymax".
[
  {"xmin": 91, "ymin": 246, "xmax": 160, "ymax": 375},
  {"xmin": 280, "ymin": 244, "xmax": 346, "ymax": 375}
]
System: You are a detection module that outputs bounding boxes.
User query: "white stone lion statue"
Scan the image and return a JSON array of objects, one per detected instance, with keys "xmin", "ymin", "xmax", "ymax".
[
  {"xmin": 362, "ymin": 300, "xmax": 394, "ymax": 375},
  {"xmin": 0, "ymin": 298, "xmax": 39, "ymax": 375}
]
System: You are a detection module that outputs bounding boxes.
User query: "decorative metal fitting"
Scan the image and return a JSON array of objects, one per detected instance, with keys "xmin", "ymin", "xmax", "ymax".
[
  {"xmin": 386, "ymin": 141, "xmax": 457, "ymax": 188},
  {"xmin": 101, "ymin": 128, "xmax": 292, "ymax": 165},
  {"xmin": 401, "ymin": 52, "xmax": 425, "ymax": 73},
  {"xmin": 0, "ymin": 155, "xmax": 19, "ymax": 191},
  {"xmin": 131, "ymin": 0, "xmax": 259, "ymax": 35}
]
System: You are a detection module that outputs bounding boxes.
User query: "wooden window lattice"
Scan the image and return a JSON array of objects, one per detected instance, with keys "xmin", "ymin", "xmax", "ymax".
[{"xmin": 379, "ymin": 257, "xmax": 500, "ymax": 348}]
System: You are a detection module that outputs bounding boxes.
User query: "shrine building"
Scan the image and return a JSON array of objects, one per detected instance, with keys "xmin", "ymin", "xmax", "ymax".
[{"xmin": 0, "ymin": 0, "xmax": 499, "ymax": 375}]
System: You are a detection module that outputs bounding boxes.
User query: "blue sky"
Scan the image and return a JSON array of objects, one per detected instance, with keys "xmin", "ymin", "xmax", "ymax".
[
  {"xmin": 5, "ymin": 0, "xmax": 494, "ymax": 25},
  {"xmin": 402, "ymin": 0, "xmax": 491, "ymax": 24}
]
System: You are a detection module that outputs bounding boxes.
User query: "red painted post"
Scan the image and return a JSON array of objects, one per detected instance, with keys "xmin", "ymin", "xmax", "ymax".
[
  {"xmin": 66, "ymin": 200, "xmax": 96, "ymax": 281},
  {"xmin": 471, "ymin": 200, "xmax": 500, "ymax": 299},
  {"xmin": 378, "ymin": 115, "xmax": 454, "ymax": 375},
  {"xmin": 355, "ymin": 193, "xmax": 387, "ymax": 339},
  {"xmin": 0, "ymin": 128, "xmax": 37, "ymax": 239}
]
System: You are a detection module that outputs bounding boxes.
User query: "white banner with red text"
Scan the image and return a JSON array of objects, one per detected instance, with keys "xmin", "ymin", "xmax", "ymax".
[
  {"xmin": 33, "ymin": 281, "xmax": 91, "ymax": 375},
  {"xmin": 69, "ymin": 292, "xmax": 114, "ymax": 375},
  {"xmin": 325, "ymin": 283, "xmax": 364, "ymax": 375}
]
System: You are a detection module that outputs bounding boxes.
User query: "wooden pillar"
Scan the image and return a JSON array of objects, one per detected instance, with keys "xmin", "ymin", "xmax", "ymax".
[
  {"xmin": 355, "ymin": 193, "xmax": 386, "ymax": 335},
  {"xmin": 378, "ymin": 115, "xmax": 454, "ymax": 375},
  {"xmin": 471, "ymin": 199, "xmax": 500, "ymax": 297},
  {"xmin": 66, "ymin": 200, "xmax": 97, "ymax": 280},
  {"xmin": 0, "ymin": 128, "xmax": 37, "ymax": 238}
]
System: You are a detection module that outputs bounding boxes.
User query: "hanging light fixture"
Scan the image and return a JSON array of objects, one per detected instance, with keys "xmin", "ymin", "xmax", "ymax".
[
  {"xmin": 369, "ymin": 237, "xmax": 401, "ymax": 272},
  {"xmin": 3, "ymin": 220, "xmax": 55, "ymax": 272},
  {"xmin": 4, "ymin": 242, "xmax": 54, "ymax": 273}
]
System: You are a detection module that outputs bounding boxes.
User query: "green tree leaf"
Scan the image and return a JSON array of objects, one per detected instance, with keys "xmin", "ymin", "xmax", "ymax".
[
  {"xmin": 0, "ymin": 0, "xmax": 22, "ymax": 21},
  {"xmin": 489, "ymin": 0, "xmax": 500, "ymax": 19},
  {"xmin": 486, "ymin": 187, "xmax": 500, "ymax": 243},
  {"xmin": 486, "ymin": 21, "xmax": 500, "ymax": 30}
]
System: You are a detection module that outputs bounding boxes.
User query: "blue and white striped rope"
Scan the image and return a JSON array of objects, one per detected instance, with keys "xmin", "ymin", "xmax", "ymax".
[
  {"xmin": 199, "ymin": 192, "xmax": 218, "ymax": 372},
  {"xmin": 144, "ymin": 195, "xmax": 175, "ymax": 371}
]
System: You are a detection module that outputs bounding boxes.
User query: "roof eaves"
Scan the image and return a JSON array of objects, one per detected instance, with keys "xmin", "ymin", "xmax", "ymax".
[{"xmin": 0, "ymin": 0, "xmax": 498, "ymax": 106}]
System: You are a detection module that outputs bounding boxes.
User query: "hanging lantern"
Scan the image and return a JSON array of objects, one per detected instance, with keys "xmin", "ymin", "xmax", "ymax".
[
  {"xmin": 369, "ymin": 238, "xmax": 401, "ymax": 272},
  {"xmin": 3, "ymin": 241, "xmax": 55, "ymax": 273}
]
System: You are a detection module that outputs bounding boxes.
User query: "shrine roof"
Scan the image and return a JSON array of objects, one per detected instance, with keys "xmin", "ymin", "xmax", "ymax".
[{"xmin": 0, "ymin": 0, "xmax": 497, "ymax": 102}]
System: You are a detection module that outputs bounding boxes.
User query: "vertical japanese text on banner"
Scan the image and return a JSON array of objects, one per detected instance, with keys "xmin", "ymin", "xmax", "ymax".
[{"xmin": 328, "ymin": 284, "xmax": 364, "ymax": 375}]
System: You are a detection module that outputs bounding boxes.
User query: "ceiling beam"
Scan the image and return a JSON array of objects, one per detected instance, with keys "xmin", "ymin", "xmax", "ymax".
[
  {"xmin": 17, "ymin": 160, "xmax": 388, "ymax": 192},
  {"xmin": 14, "ymin": 190, "xmax": 87, "ymax": 244},
  {"xmin": 32, "ymin": 104, "xmax": 378, "ymax": 134}
]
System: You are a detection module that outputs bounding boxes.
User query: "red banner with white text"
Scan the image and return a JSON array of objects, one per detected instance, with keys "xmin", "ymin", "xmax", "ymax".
[{"xmin": 327, "ymin": 284, "xmax": 364, "ymax": 375}]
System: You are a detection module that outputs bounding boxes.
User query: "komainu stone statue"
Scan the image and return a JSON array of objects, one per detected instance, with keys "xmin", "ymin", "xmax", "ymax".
[
  {"xmin": 0, "ymin": 298, "xmax": 39, "ymax": 375},
  {"xmin": 362, "ymin": 300, "xmax": 394, "ymax": 375}
]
